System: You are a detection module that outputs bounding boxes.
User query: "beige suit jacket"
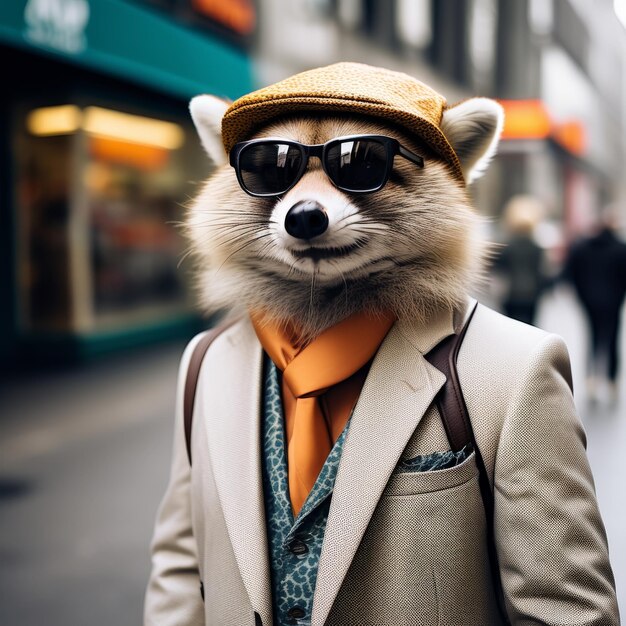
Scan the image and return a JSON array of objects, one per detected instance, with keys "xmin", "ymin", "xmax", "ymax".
[{"xmin": 144, "ymin": 302, "xmax": 619, "ymax": 626}]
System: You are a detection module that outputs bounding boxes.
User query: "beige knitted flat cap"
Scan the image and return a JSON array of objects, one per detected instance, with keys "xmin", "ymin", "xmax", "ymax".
[{"xmin": 222, "ymin": 62, "xmax": 464, "ymax": 182}]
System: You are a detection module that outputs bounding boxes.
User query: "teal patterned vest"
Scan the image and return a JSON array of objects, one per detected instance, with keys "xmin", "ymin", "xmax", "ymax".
[{"xmin": 261, "ymin": 356, "xmax": 349, "ymax": 626}]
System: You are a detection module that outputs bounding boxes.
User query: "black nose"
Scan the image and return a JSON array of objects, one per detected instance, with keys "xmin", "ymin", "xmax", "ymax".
[{"xmin": 284, "ymin": 200, "xmax": 329, "ymax": 240}]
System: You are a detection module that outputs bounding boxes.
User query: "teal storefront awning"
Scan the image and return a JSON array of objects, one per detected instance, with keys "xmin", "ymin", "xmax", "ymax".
[{"xmin": 0, "ymin": 0, "xmax": 253, "ymax": 99}]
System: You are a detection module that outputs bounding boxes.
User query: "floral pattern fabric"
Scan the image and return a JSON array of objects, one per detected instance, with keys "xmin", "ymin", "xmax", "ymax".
[{"xmin": 396, "ymin": 445, "xmax": 470, "ymax": 473}]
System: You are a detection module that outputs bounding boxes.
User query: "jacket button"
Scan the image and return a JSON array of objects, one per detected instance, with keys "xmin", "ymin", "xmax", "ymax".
[
  {"xmin": 289, "ymin": 539, "xmax": 309, "ymax": 555},
  {"xmin": 287, "ymin": 606, "xmax": 306, "ymax": 619}
]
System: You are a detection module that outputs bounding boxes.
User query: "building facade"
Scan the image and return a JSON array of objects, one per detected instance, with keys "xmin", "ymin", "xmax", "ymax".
[
  {"xmin": 0, "ymin": 0, "xmax": 255, "ymax": 367},
  {"xmin": 253, "ymin": 0, "xmax": 626, "ymax": 246}
]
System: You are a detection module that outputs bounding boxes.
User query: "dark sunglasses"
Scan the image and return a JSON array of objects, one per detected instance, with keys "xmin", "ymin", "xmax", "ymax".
[{"xmin": 229, "ymin": 134, "xmax": 425, "ymax": 197}]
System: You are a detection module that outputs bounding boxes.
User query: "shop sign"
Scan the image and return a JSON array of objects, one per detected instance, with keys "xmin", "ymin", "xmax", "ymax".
[
  {"xmin": 0, "ymin": 0, "xmax": 253, "ymax": 100},
  {"xmin": 498, "ymin": 100, "xmax": 551, "ymax": 141},
  {"xmin": 24, "ymin": 0, "xmax": 90, "ymax": 55},
  {"xmin": 190, "ymin": 0, "xmax": 255, "ymax": 36}
]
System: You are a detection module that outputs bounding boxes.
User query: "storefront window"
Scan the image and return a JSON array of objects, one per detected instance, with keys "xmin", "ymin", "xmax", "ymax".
[
  {"xmin": 16, "ymin": 103, "xmax": 208, "ymax": 335},
  {"xmin": 16, "ymin": 131, "xmax": 73, "ymax": 332}
]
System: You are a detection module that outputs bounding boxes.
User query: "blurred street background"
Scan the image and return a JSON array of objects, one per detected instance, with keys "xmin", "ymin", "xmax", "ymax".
[{"xmin": 1, "ymin": 0, "xmax": 626, "ymax": 623}]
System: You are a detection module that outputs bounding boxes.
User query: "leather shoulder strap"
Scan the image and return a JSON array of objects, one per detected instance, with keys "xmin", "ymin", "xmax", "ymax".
[
  {"xmin": 424, "ymin": 302, "xmax": 477, "ymax": 452},
  {"xmin": 183, "ymin": 322, "xmax": 233, "ymax": 465},
  {"xmin": 425, "ymin": 302, "xmax": 511, "ymax": 625}
]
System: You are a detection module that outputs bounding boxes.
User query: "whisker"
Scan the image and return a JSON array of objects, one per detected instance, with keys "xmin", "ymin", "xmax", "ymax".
[
  {"xmin": 309, "ymin": 266, "xmax": 318, "ymax": 315},
  {"xmin": 215, "ymin": 232, "xmax": 274, "ymax": 273},
  {"xmin": 287, "ymin": 256, "xmax": 308, "ymax": 279},
  {"xmin": 255, "ymin": 238, "xmax": 278, "ymax": 263},
  {"xmin": 177, "ymin": 248, "xmax": 195, "ymax": 269},
  {"xmin": 328, "ymin": 258, "xmax": 349, "ymax": 310}
]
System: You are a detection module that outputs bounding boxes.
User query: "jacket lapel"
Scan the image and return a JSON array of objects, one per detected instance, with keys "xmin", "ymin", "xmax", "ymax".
[
  {"xmin": 198, "ymin": 319, "xmax": 273, "ymax": 626},
  {"xmin": 311, "ymin": 309, "xmax": 455, "ymax": 626}
]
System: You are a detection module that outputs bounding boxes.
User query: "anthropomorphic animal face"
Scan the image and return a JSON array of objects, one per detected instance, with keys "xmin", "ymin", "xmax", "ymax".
[{"xmin": 187, "ymin": 79, "xmax": 503, "ymax": 341}]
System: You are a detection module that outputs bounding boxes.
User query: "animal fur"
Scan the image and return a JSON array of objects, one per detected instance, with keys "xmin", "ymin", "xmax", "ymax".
[{"xmin": 186, "ymin": 99, "xmax": 503, "ymax": 343}]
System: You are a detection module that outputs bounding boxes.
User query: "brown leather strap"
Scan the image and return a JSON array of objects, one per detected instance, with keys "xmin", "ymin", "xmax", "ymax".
[
  {"xmin": 183, "ymin": 322, "xmax": 233, "ymax": 465},
  {"xmin": 424, "ymin": 303, "xmax": 477, "ymax": 452},
  {"xmin": 425, "ymin": 302, "xmax": 511, "ymax": 625}
]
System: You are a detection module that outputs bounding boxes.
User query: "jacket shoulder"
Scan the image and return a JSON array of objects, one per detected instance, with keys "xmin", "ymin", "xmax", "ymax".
[
  {"xmin": 460, "ymin": 302, "xmax": 571, "ymax": 397},
  {"xmin": 184, "ymin": 316, "xmax": 253, "ymax": 364},
  {"xmin": 465, "ymin": 303, "xmax": 555, "ymax": 357},
  {"xmin": 179, "ymin": 317, "xmax": 255, "ymax": 414},
  {"xmin": 457, "ymin": 303, "xmax": 573, "ymax": 480}
]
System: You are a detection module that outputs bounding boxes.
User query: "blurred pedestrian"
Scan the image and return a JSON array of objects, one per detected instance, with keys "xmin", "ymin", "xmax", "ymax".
[
  {"xmin": 494, "ymin": 195, "xmax": 548, "ymax": 326},
  {"xmin": 563, "ymin": 206, "xmax": 626, "ymax": 404}
]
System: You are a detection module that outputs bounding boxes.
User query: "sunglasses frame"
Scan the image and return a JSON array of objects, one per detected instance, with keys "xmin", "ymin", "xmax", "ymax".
[{"xmin": 229, "ymin": 134, "xmax": 425, "ymax": 198}]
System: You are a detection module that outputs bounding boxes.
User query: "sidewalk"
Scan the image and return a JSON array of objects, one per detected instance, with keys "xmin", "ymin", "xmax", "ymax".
[{"xmin": 0, "ymin": 341, "xmax": 186, "ymax": 626}]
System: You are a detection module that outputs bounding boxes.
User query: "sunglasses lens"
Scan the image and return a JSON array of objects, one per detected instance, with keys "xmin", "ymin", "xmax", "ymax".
[
  {"xmin": 238, "ymin": 143, "xmax": 303, "ymax": 195},
  {"xmin": 325, "ymin": 139, "xmax": 388, "ymax": 191}
]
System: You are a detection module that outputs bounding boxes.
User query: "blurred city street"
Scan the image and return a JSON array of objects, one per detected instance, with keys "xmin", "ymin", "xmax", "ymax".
[
  {"xmin": 1, "ymin": 289, "xmax": 625, "ymax": 625},
  {"xmin": 0, "ymin": 342, "xmax": 182, "ymax": 626}
]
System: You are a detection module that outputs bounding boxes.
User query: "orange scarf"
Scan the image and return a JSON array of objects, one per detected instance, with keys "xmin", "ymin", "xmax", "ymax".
[{"xmin": 251, "ymin": 311, "xmax": 395, "ymax": 516}]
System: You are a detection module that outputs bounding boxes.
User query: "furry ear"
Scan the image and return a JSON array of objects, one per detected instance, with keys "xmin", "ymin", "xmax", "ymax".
[
  {"xmin": 189, "ymin": 95, "xmax": 231, "ymax": 166},
  {"xmin": 440, "ymin": 98, "xmax": 504, "ymax": 184}
]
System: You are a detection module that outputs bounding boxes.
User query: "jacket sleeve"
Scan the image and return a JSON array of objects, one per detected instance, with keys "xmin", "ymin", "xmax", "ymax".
[
  {"xmin": 144, "ymin": 335, "xmax": 206, "ymax": 626},
  {"xmin": 494, "ymin": 334, "xmax": 620, "ymax": 625}
]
